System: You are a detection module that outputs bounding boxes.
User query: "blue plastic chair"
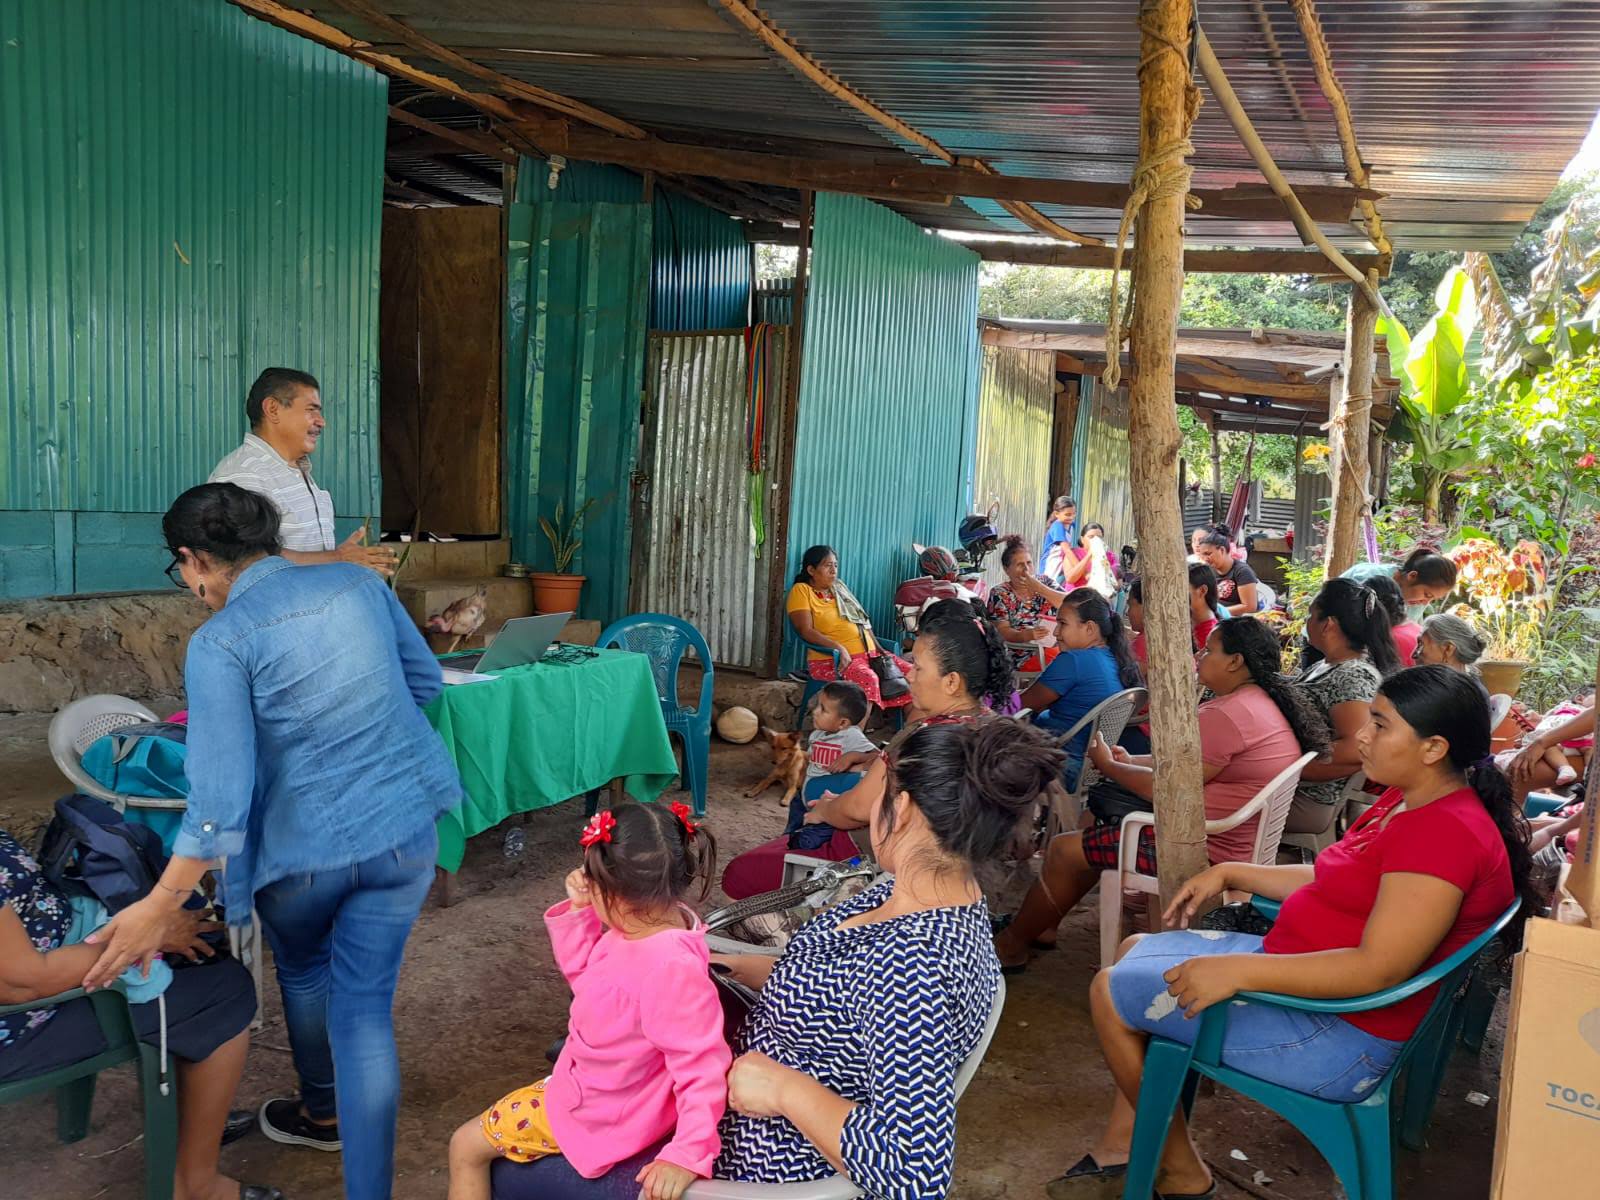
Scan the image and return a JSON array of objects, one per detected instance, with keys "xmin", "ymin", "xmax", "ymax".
[
  {"xmin": 1121, "ymin": 900, "xmax": 1520, "ymax": 1200},
  {"xmin": 795, "ymin": 630, "xmax": 903, "ymax": 732},
  {"xmin": 597, "ymin": 614, "xmax": 714, "ymax": 817}
]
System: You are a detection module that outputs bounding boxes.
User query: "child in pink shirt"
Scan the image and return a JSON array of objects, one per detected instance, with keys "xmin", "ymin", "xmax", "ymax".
[{"xmin": 447, "ymin": 802, "xmax": 731, "ymax": 1200}]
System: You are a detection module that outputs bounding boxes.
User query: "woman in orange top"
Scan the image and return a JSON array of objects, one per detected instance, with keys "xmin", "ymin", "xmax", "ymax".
[{"xmin": 786, "ymin": 545, "xmax": 914, "ymax": 713}]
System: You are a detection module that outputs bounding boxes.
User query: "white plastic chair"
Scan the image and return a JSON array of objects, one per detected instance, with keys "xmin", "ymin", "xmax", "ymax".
[
  {"xmin": 682, "ymin": 977, "xmax": 1007, "ymax": 1200},
  {"xmin": 1488, "ymin": 692, "xmax": 1513, "ymax": 732},
  {"xmin": 48, "ymin": 694, "xmax": 172, "ymax": 810},
  {"xmin": 49, "ymin": 694, "xmax": 267, "ymax": 1027},
  {"xmin": 1098, "ymin": 751, "xmax": 1316, "ymax": 965},
  {"xmin": 1043, "ymin": 687, "xmax": 1148, "ymax": 835}
]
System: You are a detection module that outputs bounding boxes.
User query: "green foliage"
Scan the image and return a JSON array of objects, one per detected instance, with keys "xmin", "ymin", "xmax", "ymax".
[
  {"xmin": 539, "ymin": 497, "xmax": 600, "ymax": 574},
  {"xmin": 1176, "ymin": 408, "xmax": 1307, "ymax": 499}
]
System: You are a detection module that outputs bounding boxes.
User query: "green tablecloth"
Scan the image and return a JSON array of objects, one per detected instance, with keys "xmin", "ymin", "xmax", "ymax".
[{"xmin": 426, "ymin": 648, "xmax": 680, "ymax": 872}]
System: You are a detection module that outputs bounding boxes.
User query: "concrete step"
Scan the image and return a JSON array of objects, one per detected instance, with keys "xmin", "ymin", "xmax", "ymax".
[{"xmin": 392, "ymin": 539, "xmax": 513, "ymax": 581}]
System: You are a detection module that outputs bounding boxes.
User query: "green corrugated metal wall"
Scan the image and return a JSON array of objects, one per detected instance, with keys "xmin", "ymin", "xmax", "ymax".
[
  {"xmin": 786, "ymin": 193, "xmax": 980, "ymax": 643},
  {"xmin": 516, "ymin": 159, "xmax": 750, "ymax": 330},
  {"xmin": 505, "ymin": 201, "xmax": 653, "ymax": 625},
  {"xmin": 0, "ymin": 0, "xmax": 385, "ymax": 596}
]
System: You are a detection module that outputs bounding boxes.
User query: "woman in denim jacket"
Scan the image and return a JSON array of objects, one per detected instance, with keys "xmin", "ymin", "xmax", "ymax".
[{"xmin": 84, "ymin": 482, "xmax": 464, "ymax": 1200}]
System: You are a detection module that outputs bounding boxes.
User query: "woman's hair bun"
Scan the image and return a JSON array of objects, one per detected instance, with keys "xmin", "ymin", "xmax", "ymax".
[{"xmin": 162, "ymin": 482, "xmax": 284, "ymax": 565}]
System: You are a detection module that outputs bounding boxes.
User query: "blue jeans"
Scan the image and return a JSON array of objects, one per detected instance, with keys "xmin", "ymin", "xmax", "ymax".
[
  {"xmin": 785, "ymin": 772, "xmax": 862, "ymax": 848},
  {"xmin": 1108, "ymin": 930, "xmax": 1404, "ymax": 1103},
  {"xmin": 255, "ymin": 823, "xmax": 437, "ymax": 1200}
]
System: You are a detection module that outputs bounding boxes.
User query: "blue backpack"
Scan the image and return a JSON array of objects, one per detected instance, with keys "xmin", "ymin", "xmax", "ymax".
[{"xmin": 37, "ymin": 793, "xmax": 196, "ymax": 916}]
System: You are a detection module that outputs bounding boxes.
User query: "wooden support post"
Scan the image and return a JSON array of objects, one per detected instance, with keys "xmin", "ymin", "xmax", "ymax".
[
  {"xmin": 763, "ymin": 191, "xmax": 814, "ymax": 678},
  {"xmin": 1323, "ymin": 277, "xmax": 1377, "ymax": 577},
  {"xmin": 1127, "ymin": 0, "xmax": 1209, "ymax": 910},
  {"xmin": 1208, "ymin": 420, "xmax": 1223, "ymax": 523}
]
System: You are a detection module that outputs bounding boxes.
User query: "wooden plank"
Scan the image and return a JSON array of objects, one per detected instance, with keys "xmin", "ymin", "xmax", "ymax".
[
  {"xmin": 388, "ymin": 107, "xmax": 518, "ymax": 165},
  {"xmin": 328, "ymin": 0, "xmax": 646, "ymax": 138},
  {"xmin": 968, "ymin": 241, "xmax": 1382, "ymax": 274},
  {"xmin": 380, "ymin": 207, "xmax": 502, "ymax": 535}
]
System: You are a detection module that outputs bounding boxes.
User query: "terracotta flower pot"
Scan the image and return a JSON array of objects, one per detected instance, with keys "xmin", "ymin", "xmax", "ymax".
[
  {"xmin": 530, "ymin": 572, "xmax": 585, "ymax": 615},
  {"xmin": 1477, "ymin": 658, "xmax": 1528, "ymax": 699}
]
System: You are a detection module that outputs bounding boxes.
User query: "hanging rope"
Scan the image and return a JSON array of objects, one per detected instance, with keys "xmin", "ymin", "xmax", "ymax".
[{"xmin": 1102, "ymin": 4, "xmax": 1203, "ymax": 389}]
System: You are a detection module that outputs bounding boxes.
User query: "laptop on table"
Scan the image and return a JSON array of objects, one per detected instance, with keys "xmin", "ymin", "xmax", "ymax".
[{"xmin": 443, "ymin": 611, "xmax": 574, "ymax": 674}]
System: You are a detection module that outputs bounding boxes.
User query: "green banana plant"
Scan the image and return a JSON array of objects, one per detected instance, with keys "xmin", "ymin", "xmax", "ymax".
[{"xmin": 1377, "ymin": 265, "xmax": 1480, "ymax": 522}]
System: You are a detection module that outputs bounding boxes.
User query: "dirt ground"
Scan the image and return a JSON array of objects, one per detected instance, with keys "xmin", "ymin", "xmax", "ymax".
[{"xmin": 0, "ymin": 723, "xmax": 1502, "ymax": 1200}]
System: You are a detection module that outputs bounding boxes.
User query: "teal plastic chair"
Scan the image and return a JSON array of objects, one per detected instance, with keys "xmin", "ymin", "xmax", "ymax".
[
  {"xmin": 597, "ymin": 614, "xmax": 715, "ymax": 817},
  {"xmin": 0, "ymin": 984, "xmax": 177, "ymax": 1200},
  {"xmin": 795, "ymin": 630, "xmax": 903, "ymax": 732},
  {"xmin": 1121, "ymin": 900, "xmax": 1520, "ymax": 1200}
]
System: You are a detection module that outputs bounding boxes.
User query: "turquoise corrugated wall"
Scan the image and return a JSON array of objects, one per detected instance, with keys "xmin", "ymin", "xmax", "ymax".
[
  {"xmin": 505, "ymin": 201, "xmax": 653, "ymax": 625},
  {"xmin": 0, "ymin": 0, "xmax": 386, "ymax": 517},
  {"xmin": 786, "ymin": 193, "xmax": 980, "ymax": 645},
  {"xmin": 516, "ymin": 159, "xmax": 750, "ymax": 330}
]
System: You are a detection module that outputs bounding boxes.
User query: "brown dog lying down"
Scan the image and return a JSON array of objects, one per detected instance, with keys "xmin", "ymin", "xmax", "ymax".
[{"xmin": 745, "ymin": 728, "xmax": 807, "ymax": 809}]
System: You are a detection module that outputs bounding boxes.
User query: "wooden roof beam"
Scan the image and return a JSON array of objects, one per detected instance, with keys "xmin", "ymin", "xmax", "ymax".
[
  {"xmin": 387, "ymin": 107, "xmax": 518, "ymax": 165},
  {"xmin": 326, "ymin": 0, "xmax": 645, "ymax": 138},
  {"xmin": 964, "ymin": 240, "xmax": 1381, "ymax": 275},
  {"xmin": 711, "ymin": 0, "xmax": 1100, "ymax": 245}
]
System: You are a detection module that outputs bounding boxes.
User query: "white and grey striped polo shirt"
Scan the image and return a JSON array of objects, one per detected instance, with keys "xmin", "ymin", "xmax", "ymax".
[{"xmin": 208, "ymin": 434, "xmax": 336, "ymax": 552}]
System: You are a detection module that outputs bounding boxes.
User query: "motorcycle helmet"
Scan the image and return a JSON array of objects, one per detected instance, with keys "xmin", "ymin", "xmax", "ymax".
[
  {"xmin": 958, "ymin": 513, "xmax": 998, "ymax": 557},
  {"xmin": 918, "ymin": 545, "xmax": 959, "ymax": 581}
]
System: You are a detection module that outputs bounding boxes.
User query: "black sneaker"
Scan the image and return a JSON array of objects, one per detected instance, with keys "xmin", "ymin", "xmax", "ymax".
[{"xmin": 259, "ymin": 1097, "xmax": 342, "ymax": 1152}]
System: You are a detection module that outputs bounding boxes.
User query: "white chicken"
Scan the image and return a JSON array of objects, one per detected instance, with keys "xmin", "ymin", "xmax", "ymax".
[{"xmin": 426, "ymin": 586, "xmax": 489, "ymax": 653}]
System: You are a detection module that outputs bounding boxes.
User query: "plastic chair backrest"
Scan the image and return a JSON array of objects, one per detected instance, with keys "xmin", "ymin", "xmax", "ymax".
[
  {"xmin": 1488, "ymin": 692, "xmax": 1513, "ymax": 731},
  {"xmin": 597, "ymin": 614, "xmax": 713, "ymax": 718},
  {"xmin": 48, "ymin": 694, "xmax": 160, "ymax": 806},
  {"xmin": 1059, "ymin": 686, "xmax": 1146, "ymax": 796},
  {"xmin": 1250, "ymin": 751, "xmax": 1318, "ymax": 864}
]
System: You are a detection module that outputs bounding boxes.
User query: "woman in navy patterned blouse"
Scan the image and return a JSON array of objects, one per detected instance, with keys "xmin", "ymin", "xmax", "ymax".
[{"xmin": 711, "ymin": 719, "xmax": 1064, "ymax": 1200}]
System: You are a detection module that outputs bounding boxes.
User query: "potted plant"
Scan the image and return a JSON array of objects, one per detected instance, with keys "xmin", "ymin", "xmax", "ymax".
[
  {"xmin": 531, "ymin": 498, "xmax": 600, "ymax": 614},
  {"xmin": 1448, "ymin": 537, "xmax": 1550, "ymax": 697}
]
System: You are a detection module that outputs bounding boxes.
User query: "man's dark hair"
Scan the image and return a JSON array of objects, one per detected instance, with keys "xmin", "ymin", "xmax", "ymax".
[
  {"xmin": 819, "ymin": 681, "xmax": 870, "ymax": 726},
  {"xmin": 246, "ymin": 368, "xmax": 320, "ymax": 429}
]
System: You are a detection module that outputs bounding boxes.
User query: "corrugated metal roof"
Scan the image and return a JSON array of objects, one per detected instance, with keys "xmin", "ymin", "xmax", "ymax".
[
  {"xmin": 2, "ymin": 0, "xmax": 385, "ymax": 515},
  {"xmin": 285, "ymin": 0, "xmax": 1600, "ymax": 251},
  {"xmin": 786, "ymin": 192, "xmax": 980, "ymax": 649}
]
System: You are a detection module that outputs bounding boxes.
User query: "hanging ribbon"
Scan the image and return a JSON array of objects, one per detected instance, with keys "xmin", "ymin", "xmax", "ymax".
[{"xmin": 745, "ymin": 323, "xmax": 772, "ymax": 558}]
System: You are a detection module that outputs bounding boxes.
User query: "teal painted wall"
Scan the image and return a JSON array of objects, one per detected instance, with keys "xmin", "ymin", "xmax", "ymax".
[
  {"xmin": 0, "ymin": 0, "xmax": 385, "ymax": 597},
  {"xmin": 505, "ymin": 201, "xmax": 653, "ymax": 625},
  {"xmin": 517, "ymin": 159, "xmax": 750, "ymax": 330},
  {"xmin": 786, "ymin": 194, "xmax": 981, "ymax": 645}
]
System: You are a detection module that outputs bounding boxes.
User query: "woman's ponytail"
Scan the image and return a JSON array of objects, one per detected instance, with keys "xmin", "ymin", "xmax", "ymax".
[
  {"xmin": 1061, "ymin": 588, "xmax": 1143, "ymax": 688},
  {"xmin": 1312, "ymin": 577, "xmax": 1403, "ymax": 676}
]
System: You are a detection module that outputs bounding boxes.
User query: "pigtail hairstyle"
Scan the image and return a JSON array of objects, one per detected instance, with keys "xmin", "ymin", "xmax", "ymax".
[
  {"xmin": 1399, "ymin": 546, "xmax": 1459, "ymax": 592},
  {"xmin": 880, "ymin": 719, "xmax": 1066, "ymax": 867},
  {"xmin": 919, "ymin": 598, "xmax": 1017, "ymax": 709},
  {"xmin": 1311, "ymin": 577, "xmax": 1403, "ymax": 676},
  {"xmin": 1214, "ymin": 618, "xmax": 1331, "ymax": 755},
  {"xmin": 1061, "ymin": 587, "xmax": 1143, "ymax": 688},
  {"xmin": 1378, "ymin": 666, "xmax": 1537, "ymax": 950},
  {"xmin": 582, "ymin": 801, "xmax": 718, "ymax": 908}
]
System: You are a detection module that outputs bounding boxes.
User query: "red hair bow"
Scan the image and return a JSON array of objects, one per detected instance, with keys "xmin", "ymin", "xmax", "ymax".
[
  {"xmin": 669, "ymin": 801, "xmax": 699, "ymax": 838},
  {"xmin": 580, "ymin": 810, "xmax": 616, "ymax": 848}
]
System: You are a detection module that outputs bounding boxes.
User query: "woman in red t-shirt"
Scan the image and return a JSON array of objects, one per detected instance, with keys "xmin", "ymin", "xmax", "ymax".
[{"xmin": 1047, "ymin": 666, "xmax": 1534, "ymax": 1198}]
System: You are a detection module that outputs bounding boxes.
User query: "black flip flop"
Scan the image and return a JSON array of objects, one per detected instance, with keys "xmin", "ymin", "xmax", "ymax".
[
  {"xmin": 1154, "ymin": 1184, "xmax": 1216, "ymax": 1200},
  {"xmin": 1044, "ymin": 1158, "xmax": 1127, "ymax": 1200},
  {"xmin": 1058, "ymin": 1154, "xmax": 1128, "ymax": 1181}
]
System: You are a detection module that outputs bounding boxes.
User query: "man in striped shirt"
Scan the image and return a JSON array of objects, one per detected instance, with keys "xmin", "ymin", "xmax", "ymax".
[{"xmin": 208, "ymin": 368, "xmax": 395, "ymax": 574}]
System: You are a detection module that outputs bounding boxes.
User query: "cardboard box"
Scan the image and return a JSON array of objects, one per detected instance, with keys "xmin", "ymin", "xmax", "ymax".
[{"xmin": 1490, "ymin": 913, "xmax": 1600, "ymax": 1196}]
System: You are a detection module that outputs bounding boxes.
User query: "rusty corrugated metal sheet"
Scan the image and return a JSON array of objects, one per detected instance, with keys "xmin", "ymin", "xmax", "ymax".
[
  {"xmin": 1295, "ymin": 463, "xmax": 1333, "ymax": 561},
  {"xmin": 636, "ymin": 329, "xmax": 791, "ymax": 668},
  {"xmin": 786, "ymin": 193, "xmax": 980, "ymax": 643},
  {"xmin": 1, "ymin": 0, "xmax": 386, "ymax": 514},
  {"xmin": 972, "ymin": 346, "xmax": 1056, "ymax": 586},
  {"xmin": 1073, "ymin": 376, "xmax": 1135, "ymax": 553}
]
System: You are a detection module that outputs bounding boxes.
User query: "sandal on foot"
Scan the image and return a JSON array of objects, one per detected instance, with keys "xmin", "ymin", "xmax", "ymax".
[
  {"xmin": 1044, "ymin": 1168, "xmax": 1124, "ymax": 1200},
  {"xmin": 1154, "ymin": 1184, "xmax": 1216, "ymax": 1199},
  {"xmin": 242, "ymin": 1187, "xmax": 286, "ymax": 1200},
  {"xmin": 1058, "ymin": 1154, "xmax": 1127, "ymax": 1180}
]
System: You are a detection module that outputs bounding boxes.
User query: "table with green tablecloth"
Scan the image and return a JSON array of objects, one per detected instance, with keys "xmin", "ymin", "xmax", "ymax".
[{"xmin": 425, "ymin": 648, "xmax": 680, "ymax": 874}]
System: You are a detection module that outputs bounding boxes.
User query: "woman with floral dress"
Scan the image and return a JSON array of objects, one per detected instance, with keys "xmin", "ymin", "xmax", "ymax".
[
  {"xmin": 0, "ymin": 828, "xmax": 277, "ymax": 1200},
  {"xmin": 987, "ymin": 535, "xmax": 1066, "ymax": 667}
]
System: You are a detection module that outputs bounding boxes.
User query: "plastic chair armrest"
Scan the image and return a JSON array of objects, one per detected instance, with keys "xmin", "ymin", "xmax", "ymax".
[
  {"xmin": 1248, "ymin": 895, "xmax": 1283, "ymax": 921},
  {"xmin": 800, "ymin": 639, "xmax": 846, "ymax": 679},
  {"xmin": 1117, "ymin": 811, "xmax": 1156, "ymax": 876},
  {"xmin": 0, "ymin": 986, "xmax": 89, "ymax": 1018},
  {"xmin": 1205, "ymin": 793, "xmax": 1265, "ymax": 836}
]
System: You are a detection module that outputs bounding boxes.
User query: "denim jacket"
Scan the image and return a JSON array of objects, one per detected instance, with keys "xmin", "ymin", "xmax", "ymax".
[{"xmin": 172, "ymin": 557, "xmax": 462, "ymax": 919}]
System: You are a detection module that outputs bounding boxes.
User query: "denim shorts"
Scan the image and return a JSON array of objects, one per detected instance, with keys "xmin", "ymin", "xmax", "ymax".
[{"xmin": 1108, "ymin": 930, "xmax": 1404, "ymax": 1103}]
